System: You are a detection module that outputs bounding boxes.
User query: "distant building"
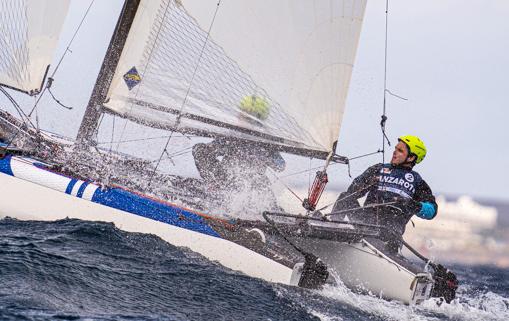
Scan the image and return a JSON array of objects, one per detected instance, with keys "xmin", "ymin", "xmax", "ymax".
[
  {"xmin": 410, "ymin": 195, "xmax": 497, "ymax": 233},
  {"xmin": 404, "ymin": 195, "xmax": 508, "ymax": 267},
  {"xmin": 278, "ymin": 186, "xmax": 509, "ymax": 266}
]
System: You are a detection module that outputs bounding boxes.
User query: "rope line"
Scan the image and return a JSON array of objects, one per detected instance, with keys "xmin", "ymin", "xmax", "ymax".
[
  {"xmin": 47, "ymin": 85, "xmax": 73, "ymax": 110},
  {"xmin": 267, "ymin": 168, "xmax": 303, "ymax": 202},
  {"xmin": 115, "ymin": 0, "xmax": 175, "ymax": 151},
  {"xmin": 148, "ymin": 0, "xmax": 222, "ymax": 187},
  {"xmin": 54, "ymin": 0, "xmax": 95, "ymax": 77},
  {"xmin": 0, "ymin": 86, "xmax": 37, "ymax": 149},
  {"xmin": 279, "ymin": 150, "xmax": 382, "ymax": 179},
  {"xmin": 147, "ymin": 146, "xmax": 193, "ymax": 164},
  {"xmin": 348, "ymin": 150, "xmax": 383, "ymax": 161},
  {"xmin": 0, "ymin": 0, "xmax": 92, "ymax": 149},
  {"xmin": 380, "ymin": 0, "xmax": 390, "ymax": 164},
  {"xmin": 96, "ymin": 134, "xmax": 197, "ymax": 146},
  {"xmin": 385, "ymin": 89, "xmax": 408, "ymax": 101},
  {"xmin": 109, "ymin": 115, "xmax": 115, "ymax": 153},
  {"xmin": 0, "ymin": 87, "xmax": 32, "ymax": 127},
  {"xmin": 27, "ymin": 0, "xmax": 94, "ymax": 118}
]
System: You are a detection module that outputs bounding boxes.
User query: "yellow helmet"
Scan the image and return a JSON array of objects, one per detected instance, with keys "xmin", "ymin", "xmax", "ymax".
[
  {"xmin": 398, "ymin": 135, "xmax": 427, "ymax": 164},
  {"xmin": 239, "ymin": 95, "xmax": 269, "ymax": 120}
]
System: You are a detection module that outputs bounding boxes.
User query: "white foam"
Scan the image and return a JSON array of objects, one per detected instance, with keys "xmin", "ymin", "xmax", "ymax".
[
  {"xmin": 308, "ymin": 309, "xmax": 343, "ymax": 321},
  {"xmin": 417, "ymin": 291, "xmax": 509, "ymax": 321},
  {"xmin": 278, "ymin": 272, "xmax": 509, "ymax": 321},
  {"xmin": 317, "ymin": 283, "xmax": 430, "ymax": 321}
]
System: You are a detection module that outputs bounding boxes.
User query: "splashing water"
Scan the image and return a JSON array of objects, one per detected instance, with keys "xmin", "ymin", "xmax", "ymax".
[{"xmin": 1, "ymin": 217, "xmax": 507, "ymax": 321}]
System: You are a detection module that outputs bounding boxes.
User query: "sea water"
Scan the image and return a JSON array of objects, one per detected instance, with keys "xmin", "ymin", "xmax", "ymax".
[{"xmin": 0, "ymin": 218, "xmax": 507, "ymax": 321}]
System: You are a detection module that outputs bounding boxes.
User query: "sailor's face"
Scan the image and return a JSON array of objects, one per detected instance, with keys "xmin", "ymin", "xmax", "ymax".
[{"xmin": 391, "ymin": 141, "xmax": 409, "ymax": 165}]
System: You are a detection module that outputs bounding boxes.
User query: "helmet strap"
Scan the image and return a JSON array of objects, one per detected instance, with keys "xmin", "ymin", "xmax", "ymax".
[{"xmin": 402, "ymin": 154, "xmax": 416, "ymax": 168}]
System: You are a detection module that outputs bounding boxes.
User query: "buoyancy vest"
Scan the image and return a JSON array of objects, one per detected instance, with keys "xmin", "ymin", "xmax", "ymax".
[{"xmin": 364, "ymin": 164, "xmax": 424, "ymax": 236}]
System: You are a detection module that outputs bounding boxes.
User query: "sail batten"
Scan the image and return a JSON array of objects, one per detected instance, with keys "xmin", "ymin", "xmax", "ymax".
[
  {"xmin": 0, "ymin": 0, "xmax": 70, "ymax": 95},
  {"xmin": 105, "ymin": 0, "xmax": 367, "ymax": 154},
  {"xmin": 104, "ymin": 104, "xmax": 335, "ymax": 160},
  {"xmin": 108, "ymin": 97, "xmax": 321, "ymax": 148}
]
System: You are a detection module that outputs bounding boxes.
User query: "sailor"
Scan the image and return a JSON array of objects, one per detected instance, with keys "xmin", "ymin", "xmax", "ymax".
[
  {"xmin": 192, "ymin": 137, "xmax": 286, "ymax": 211},
  {"xmin": 332, "ymin": 135, "xmax": 437, "ymax": 252}
]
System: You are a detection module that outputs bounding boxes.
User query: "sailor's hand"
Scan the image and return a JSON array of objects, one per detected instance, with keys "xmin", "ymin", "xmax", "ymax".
[
  {"xmin": 392, "ymin": 197, "xmax": 421, "ymax": 214},
  {"xmin": 269, "ymin": 153, "xmax": 286, "ymax": 172}
]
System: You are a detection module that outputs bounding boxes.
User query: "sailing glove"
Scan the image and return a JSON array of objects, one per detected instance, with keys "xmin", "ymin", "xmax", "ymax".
[{"xmin": 393, "ymin": 198, "xmax": 436, "ymax": 219}]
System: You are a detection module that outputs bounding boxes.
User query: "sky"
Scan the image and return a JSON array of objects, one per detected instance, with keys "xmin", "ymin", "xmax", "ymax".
[
  {"xmin": 1, "ymin": 0, "xmax": 508, "ymax": 201},
  {"xmin": 339, "ymin": 0, "xmax": 509, "ymax": 201}
]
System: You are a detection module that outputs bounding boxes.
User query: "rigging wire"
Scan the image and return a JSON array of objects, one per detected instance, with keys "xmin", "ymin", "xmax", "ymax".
[
  {"xmin": 114, "ymin": 1, "xmax": 175, "ymax": 151},
  {"xmin": 279, "ymin": 150, "xmax": 382, "ymax": 179},
  {"xmin": 148, "ymin": 0, "xmax": 223, "ymax": 187},
  {"xmin": 97, "ymin": 134, "xmax": 198, "ymax": 146},
  {"xmin": 378, "ymin": 1, "xmax": 408, "ymax": 161},
  {"xmin": 0, "ymin": 87, "xmax": 33, "ymax": 128},
  {"xmin": 385, "ymin": 89, "xmax": 408, "ymax": 101},
  {"xmin": 1, "ymin": 0, "xmax": 94, "ymax": 150},
  {"xmin": 0, "ymin": 86, "xmax": 38, "ymax": 149},
  {"xmin": 147, "ymin": 146, "xmax": 194, "ymax": 164},
  {"xmin": 54, "ymin": 1, "xmax": 95, "ymax": 77},
  {"xmin": 27, "ymin": 0, "xmax": 94, "ymax": 119},
  {"xmin": 380, "ymin": 0, "xmax": 391, "ymax": 164},
  {"xmin": 295, "ymin": 1, "xmax": 400, "ymax": 210},
  {"xmin": 375, "ymin": 0, "xmax": 394, "ymax": 226},
  {"xmin": 165, "ymin": 147, "xmax": 193, "ymax": 158},
  {"xmin": 47, "ymin": 81, "xmax": 73, "ymax": 110},
  {"xmin": 34, "ymin": 95, "xmax": 39, "ymax": 132},
  {"xmin": 349, "ymin": 149, "xmax": 383, "ymax": 161},
  {"xmin": 308, "ymin": 157, "xmax": 312, "ymax": 196},
  {"xmin": 109, "ymin": 115, "xmax": 115, "ymax": 153},
  {"xmin": 267, "ymin": 168, "xmax": 304, "ymax": 203},
  {"xmin": 269, "ymin": 148, "xmax": 384, "ymax": 206}
]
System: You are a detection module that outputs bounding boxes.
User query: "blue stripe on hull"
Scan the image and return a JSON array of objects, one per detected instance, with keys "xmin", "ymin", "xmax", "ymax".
[
  {"xmin": 0, "ymin": 155, "xmax": 13, "ymax": 176},
  {"xmin": 65, "ymin": 179, "xmax": 78, "ymax": 194},
  {"xmin": 0, "ymin": 154, "xmax": 220, "ymax": 238},
  {"xmin": 76, "ymin": 182, "xmax": 89, "ymax": 198},
  {"xmin": 91, "ymin": 187, "xmax": 220, "ymax": 238}
]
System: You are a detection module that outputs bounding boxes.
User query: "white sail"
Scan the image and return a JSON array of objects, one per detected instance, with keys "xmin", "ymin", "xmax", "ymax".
[
  {"xmin": 105, "ymin": 0, "xmax": 366, "ymax": 154},
  {"xmin": 0, "ymin": 0, "xmax": 70, "ymax": 95}
]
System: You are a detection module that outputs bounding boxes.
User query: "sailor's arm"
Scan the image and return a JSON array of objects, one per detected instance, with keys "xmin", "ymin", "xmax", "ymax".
[
  {"xmin": 333, "ymin": 163, "xmax": 382, "ymax": 211},
  {"xmin": 208, "ymin": 137, "xmax": 235, "ymax": 157},
  {"xmin": 265, "ymin": 152, "xmax": 286, "ymax": 172},
  {"xmin": 347, "ymin": 163, "xmax": 382, "ymax": 194},
  {"xmin": 413, "ymin": 180, "xmax": 438, "ymax": 220}
]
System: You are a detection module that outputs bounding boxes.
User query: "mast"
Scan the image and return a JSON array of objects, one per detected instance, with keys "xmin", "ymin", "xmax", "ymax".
[{"xmin": 75, "ymin": 0, "xmax": 140, "ymax": 148}]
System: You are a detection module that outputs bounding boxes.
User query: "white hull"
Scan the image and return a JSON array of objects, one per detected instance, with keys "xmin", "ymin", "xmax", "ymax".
[
  {"xmin": 0, "ymin": 167, "xmax": 293, "ymax": 285},
  {"xmin": 294, "ymin": 236, "xmax": 433, "ymax": 304},
  {"xmin": 0, "ymin": 155, "xmax": 432, "ymax": 304}
]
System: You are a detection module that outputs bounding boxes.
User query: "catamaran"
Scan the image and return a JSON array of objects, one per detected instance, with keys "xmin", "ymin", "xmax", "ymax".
[{"xmin": 0, "ymin": 0, "xmax": 457, "ymax": 305}]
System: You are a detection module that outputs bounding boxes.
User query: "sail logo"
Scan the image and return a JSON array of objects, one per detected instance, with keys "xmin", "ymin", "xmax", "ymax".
[{"xmin": 123, "ymin": 66, "xmax": 142, "ymax": 90}]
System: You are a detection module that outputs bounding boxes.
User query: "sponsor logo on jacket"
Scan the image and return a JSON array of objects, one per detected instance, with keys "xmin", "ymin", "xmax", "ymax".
[{"xmin": 379, "ymin": 175, "xmax": 415, "ymax": 193}]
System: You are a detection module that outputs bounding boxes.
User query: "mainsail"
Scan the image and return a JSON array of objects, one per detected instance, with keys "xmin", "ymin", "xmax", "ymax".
[
  {"xmin": 0, "ymin": 0, "xmax": 70, "ymax": 95},
  {"xmin": 99, "ymin": 0, "xmax": 366, "ymax": 156}
]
